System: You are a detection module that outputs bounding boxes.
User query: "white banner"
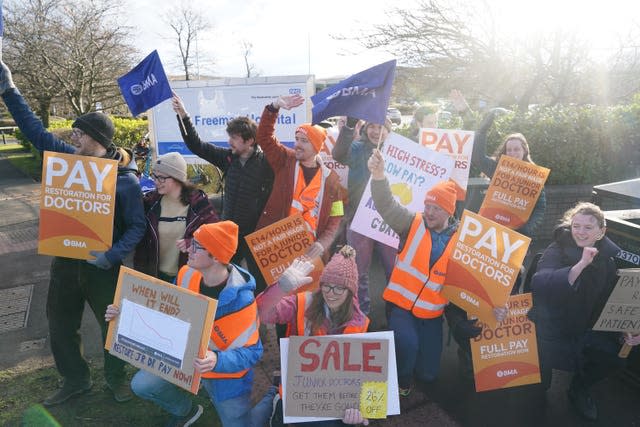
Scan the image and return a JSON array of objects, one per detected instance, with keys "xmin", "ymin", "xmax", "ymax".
[{"xmin": 149, "ymin": 76, "xmax": 314, "ymax": 163}]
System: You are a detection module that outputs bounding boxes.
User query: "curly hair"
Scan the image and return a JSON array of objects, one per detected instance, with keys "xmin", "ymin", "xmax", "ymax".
[{"xmin": 560, "ymin": 201, "xmax": 606, "ymax": 229}]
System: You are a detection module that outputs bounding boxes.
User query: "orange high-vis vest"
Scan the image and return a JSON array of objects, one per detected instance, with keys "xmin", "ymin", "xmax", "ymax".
[
  {"xmin": 289, "ymin": 161, "xmax": 331, "ymax": 235},
  {"xmin": 286, "ymin": 291, "xmax": 370, "ymax": 336},
  {"xmin": 383, "ymin": 213, "xmax": 457, "ymax": 319},
  {"xmin": 177, "ymin": 266, "xmax": 260, "ymax": 379}
]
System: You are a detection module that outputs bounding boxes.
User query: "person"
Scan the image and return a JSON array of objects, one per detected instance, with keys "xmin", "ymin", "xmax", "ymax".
[
  {"xmin": 408, "ymin": 104, "xmax": 440, "ymax": 142},
  {"xmin": 255, "ymin": 94, "xmax": 347, "ymax": 260},
  {"xmin": 172, "ymin": 93, "xmax": 274, "ymax": 293},
  {"xmin": 367, "ymin": 149, "xmax": 459, "ymax": 396},
  {"xmin": 0, "ymin": 61, "xmax": 146, "ymax": 405},
  {"xmin": 107, "ymin": 221, "xmax": 263, "ymax": 427},
  {"xmin": 466, "ymin": 99, "xmax": 546, "ymax": 239},
  {"xmin": 529, "ymin": 202, "xmax": 640, "ymax": 420},
  {"xmin": 254, "ymin": 245, "xmax": 370, "ymax": 426},
  {"xmin": 133, "ymin": 152, "xmax": 219, "ymax": 283},
  {"xmin": 332, "ymin": 117, "xmax": 397, "ymax": 316}
]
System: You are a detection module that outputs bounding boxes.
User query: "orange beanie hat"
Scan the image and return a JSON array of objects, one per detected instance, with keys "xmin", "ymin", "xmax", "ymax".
[
  {"xmin": 296, "ymin": 124, "xmax": 327, "ymax": 153},
  {"xmin": 424, "ymin": 180, "xmax": 457, "ymax": 216},
  {"xmin": 193, "ymin": 221, "xmax": 238, "ymax": 264}
]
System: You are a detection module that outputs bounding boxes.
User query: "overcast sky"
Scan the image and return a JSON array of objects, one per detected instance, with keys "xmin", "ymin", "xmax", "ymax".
[{"xmin": 124, "ymin": 0, "xmax": 640, "ymax": 79}]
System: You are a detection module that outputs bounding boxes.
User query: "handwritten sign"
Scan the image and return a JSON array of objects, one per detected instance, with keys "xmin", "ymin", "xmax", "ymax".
[
  {"xmin": 470, "ymin": 293, "xmax": 541, "ymax": 392},
  {"xmin": 39, "ymin": 151, "xmax": 117, "ymax": 259},
  {"xmin": 245, "ymin": 214, "xmax": 322, "ymax": 288},
  {"xmin": 281, "ymin": 331, "xmax": 400, "ymax": 423},
  {"xmin": 419, "ymin": 128, "xmax": 475, "ymax": 200},
  {"xmin": 593, "ymin": 269, "xmax": 640, "ymax": 333},
  {"xmin": 479, "ymin": 156, "xmax": 549, "ymax": 229},
  {"xmin": 351, "ymin": 132, "xmax": 454, "ymax": 248},
  {"xmin": 105, "ymin": 267, "xmax": 217, "ymax": 394},
  {"xmin": 442, "ymin": 210, "xmax": 530, "ymax": 325}
]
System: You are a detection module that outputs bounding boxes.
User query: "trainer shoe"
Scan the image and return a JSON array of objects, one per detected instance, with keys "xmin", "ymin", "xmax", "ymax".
[
  {"xmin": 399, "ymin": 387, "xmax": 412, "ymax": 398},
  {"xmin": 165, "ymin": 404, "xmax": 204, "ymax": 427},
  {"xmin": 106, "ymin": 379, "xmax": 133, "ymax": 403},
  {"xmin": 43, "ymin": 378, "xmax": 93, "ymax": 407}
]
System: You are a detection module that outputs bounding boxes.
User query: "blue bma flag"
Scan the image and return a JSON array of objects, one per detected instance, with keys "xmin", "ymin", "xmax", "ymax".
[
  {"xmin": 118, "ymin": 50, "xmax": 172, "ymax": 117},
  {"xmin": 311, "ymin": 59, "xmax": 396, "ymax": 125}
]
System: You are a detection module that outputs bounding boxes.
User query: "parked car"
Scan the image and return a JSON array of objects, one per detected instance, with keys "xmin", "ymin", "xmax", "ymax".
[{"xmin": 386, "ymin": 107, "xmax": 402, "ymax": 125}]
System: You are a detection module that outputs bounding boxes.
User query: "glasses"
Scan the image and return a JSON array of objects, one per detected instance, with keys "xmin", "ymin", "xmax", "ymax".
[
  {"xmin": 191, "ymin": 240, "xmax": 206, "ymax": 252},
  {"xmin": 321, "ymin": 284, "xmax": 347, "ymax": 295},
  {"xmin": 151, "ymin": 173, "xmax": 170, "ymax": 183},
  {"xmin": 71, "ymin": 128, "xmax": 86, "ymax": 138}
]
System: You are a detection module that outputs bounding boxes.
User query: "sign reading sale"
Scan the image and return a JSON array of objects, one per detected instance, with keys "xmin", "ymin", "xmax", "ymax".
[
  {"xmin": 39, "ymin": 151, "xmax": 117, "ymax": 259},
  {"xmin": 442, "ymin": 210, "xmax": 530, "ymax": 325}
]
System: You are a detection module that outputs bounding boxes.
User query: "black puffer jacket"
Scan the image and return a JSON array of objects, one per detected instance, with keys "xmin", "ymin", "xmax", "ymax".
[
  {"xmin": 177, "ymin": 115, "xmax": 273, "ymax": 237},
  {"xmin": 529, "ymin": 226, "xmax": 620, "ymax": 339}
]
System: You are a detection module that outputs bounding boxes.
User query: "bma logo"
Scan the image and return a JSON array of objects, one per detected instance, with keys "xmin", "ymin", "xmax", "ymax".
[
  {"xmin": 63, "ymin": 239, "xmax": 87, "ymax": 248},
  {"xmin": 496, "ymin": 369, "xmax": 518, "ymax": 378},
  {"xmin": 460, "ymin": 291, "xmax": 480, "ymax": 307},
  {"xmin": 130, "ymin": 74, "xmax": 159, "ymax": 96},
  {"xmin": 289, "ymin": 88, "xmax": 301, "ymax": 95}
]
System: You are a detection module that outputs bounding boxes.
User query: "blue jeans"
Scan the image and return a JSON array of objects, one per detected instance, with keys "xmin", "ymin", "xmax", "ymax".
[
  {"xmin": 346, "ymin": 228, "xmax": 396, "ymax": 315},
  {"xmin": 388, "ymin": 306, "xmax": 443, "ymax": 388},
  {"xmin": 131, "ymin": 369, "xmax": 255, "ymax": 427}
]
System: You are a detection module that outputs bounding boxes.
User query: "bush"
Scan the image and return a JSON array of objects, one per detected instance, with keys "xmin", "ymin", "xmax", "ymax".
[
  {"xmin": 486, "ymin": 104, "xmax": 640, "ymax": 184},
  {"xmin": 395, "ymin": 102, "xmax": 640, "ymax": 185},
  {"xmin": 14, "ymin": 116, "xmax": 148, "ymax": 160}
]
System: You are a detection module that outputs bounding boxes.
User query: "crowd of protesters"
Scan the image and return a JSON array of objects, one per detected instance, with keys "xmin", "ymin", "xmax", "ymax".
[{"xmin": 1, "ymin": 57, "xmax": 639, "ymax": 426}]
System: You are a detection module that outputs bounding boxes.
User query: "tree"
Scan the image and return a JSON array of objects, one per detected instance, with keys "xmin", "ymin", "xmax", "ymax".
[
  {"xmin": 3, "ymin": 0, "xmax": 136, "ymax": 120},
  {"xmin": 349, "ymin": 0, "xmax": 598, "ymax": 110},
  {"xmin": 241, "ymin": 40, "xmax": 258, "ymax": 78},
  {"xmin": 163, "ymin": 3, "xmax": 211, "ymax": 81}
]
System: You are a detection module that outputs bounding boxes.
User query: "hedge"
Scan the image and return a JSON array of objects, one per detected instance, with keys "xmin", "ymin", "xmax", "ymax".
[
  {"xmin": 398, "ymin": 102, "xmax": 640, "ymax": 185},
  {"xmin": 14, "ymin": 116, "xmax": 148, "ymax": 164}
]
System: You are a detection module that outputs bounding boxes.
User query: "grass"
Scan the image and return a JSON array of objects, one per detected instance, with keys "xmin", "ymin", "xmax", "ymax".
[
  {"xmin": 0, "ymin": 357, "xmax": 220, "ymax": 426},
  {"xmin": 0, "ymin": 142, "xmax": 42, "ymax": 181}
]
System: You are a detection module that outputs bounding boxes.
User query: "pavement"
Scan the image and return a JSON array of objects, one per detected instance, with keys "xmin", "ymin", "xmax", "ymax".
[{"xmin": 1, "ymin": 145, "xmax": 639, "ymax": 426}]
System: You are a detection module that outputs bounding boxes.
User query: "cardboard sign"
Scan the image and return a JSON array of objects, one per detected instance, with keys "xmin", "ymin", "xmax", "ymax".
[
  {"xmin": 479, "ymin": 156, "xmax": 550, "ymax": 229},
  {"xmin": 318, "ymin": 127, "xmax": 349, "ymax": 189},
  {"xmin": 281, "ymin": 331, "xmax": 400, "ymax": 423},
  {"xmin": 350, "ymin": 132, "xmax": 454, "ymax": 248},
  {"xmin": 593, "ymin": 269, "xmax": 640, "ymax": 333},
  {"xmin": 442, "ymin": 210, "xmax": 531, "ymax": 325},
  {"xmin": 245, "ymin": 214, "xmax": 322, "ymax": 288},
  {"xmin": 105, "ymin": 267, "xmax": 217, "ymax": 394},
  {"xmin": 418, "ymin": 128, "xmax": 475, "ymax": 200},
  {"xmin": 470, "ymin": 293, "xmax": 541, "ymax": 392},
  {"xmin": 39, "ymin": 151, "xmax": 117, "ymax": 259}
]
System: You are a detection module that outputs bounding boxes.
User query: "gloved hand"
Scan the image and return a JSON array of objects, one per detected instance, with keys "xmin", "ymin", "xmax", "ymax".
[
  {"xmin": 305, "ymin": 241, "xmax": 324, "ymax": 258},
  {"xmin": 0, "ymin": 61, "xmax": 16, "ymax": 95},
  {"xmin": 271, "ymin": 94, "xmax": 304, "ymax": 110},
  {"xmin": 278, "ymin": 258, "xmax": 315, "ymax": 294},
  {"xmin": 87, "ymin": 250, "xmax": 113, "ymax": 270},
  {"xmin": 455, "ymin": 319, "xmax": 483, "ymax": 340}
]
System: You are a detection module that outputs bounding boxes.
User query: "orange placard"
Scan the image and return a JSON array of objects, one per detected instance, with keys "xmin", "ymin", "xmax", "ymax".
[
  {"xmin": 478, "ymin": 156, "xmax": 550, "ymax": 229},
  {"xmin": 105, "ymin": 267, "xmax": 217, "ymax": 394},
  {"xmin": 245, "ymin": 214, "xmax": 322, "ymax": 289},
  {"xmin": 418, "ymin": 128, "xmax": 475, "ymax": 200},
  {"xmin": 470, "ymin": 293, "xmax": 541, "ymax": 392},
  {"xmin": 38, "ymin": 151, "xmax": 117, "ymax": 259},
  {"xmin": 442, "ymin": 210, "xmax": 531, "ymax": 325}
]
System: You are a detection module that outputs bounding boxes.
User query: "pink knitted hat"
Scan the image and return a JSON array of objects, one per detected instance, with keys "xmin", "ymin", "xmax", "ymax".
[{"xmin": 319, "ymin": 245, "xmax": 358, "ymax": 296}]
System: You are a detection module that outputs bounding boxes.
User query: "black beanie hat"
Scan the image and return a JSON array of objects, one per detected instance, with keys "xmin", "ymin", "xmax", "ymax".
[{"xmin": 72, "ymin": 112, "xmax": 115, "ymax": 148}]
